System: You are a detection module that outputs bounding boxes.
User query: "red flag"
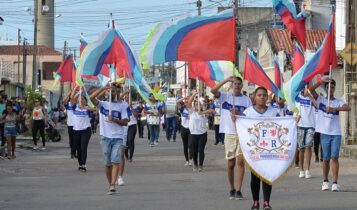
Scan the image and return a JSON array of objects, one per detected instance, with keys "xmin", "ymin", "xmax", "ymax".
[
  {"xmin": 244, "ymin": 48, "xmax": 283, "ymax": 98},
  {"xmin": 56, "ymin": 55, "xmax": 75, "ymax": 83},
  {"xmin": 189, "ymin": 62, "xmax": 216, "ymax": 88},
  {"xmin": 273, "ymin": 57, "xmax": 284, "ymax": 90},
  {"xmin": 291, "ymin": 42, "xmax": 305, "ymax": 75}
]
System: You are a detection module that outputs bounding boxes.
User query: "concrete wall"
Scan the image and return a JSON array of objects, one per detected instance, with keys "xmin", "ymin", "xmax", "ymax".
[{"xmin": 36, "ymin": 0, "xmax": 55, "ymax": 48}]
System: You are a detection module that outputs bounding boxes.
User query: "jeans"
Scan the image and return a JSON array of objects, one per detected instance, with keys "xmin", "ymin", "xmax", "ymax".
[
  {"xmin": 125, "ymin": 124, "xmax": 137, "ymax": 160},
  {"xmin": 73, "ymin": 127, "xmax": 92, "ymax": 166},
  {"xmin": 165, "ymin": 116, "xmax": 177, "ymax": 141},
  {"xmin": 191, "ymin": 132, "xmax": 207, "ymax": 166},
  {"xmin": 148, "ymin": 125, "xmax": 160, "ymax": 144},
  {"xmin": 320, "ymin": 134, "xmax": 341, "ymax": 160},
  {"xmin": 214, "ymin": 125, "xmax": 224, "ymax": 144},
  {"xmin": 101, "ymin": 136, "xmax": 123, "ymax": 166}
]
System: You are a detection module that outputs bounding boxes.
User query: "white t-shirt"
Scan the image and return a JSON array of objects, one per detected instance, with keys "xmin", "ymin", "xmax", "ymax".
[
  {"xmin": 98, "ymin": 100, "xmax": 129, "ymax": 139},
  {"xmin": 180, "ymin": 106, "xmax": 190, "ymax": 129},
  {"xmin": 243, "ymin": 106, "xmax": 279, "ymax": 117},
  {"xmin": 72, "ymin": 104, "xmax": 92, "ymax": 131},
  {"xmin": 218, "ymin": 92, "xmax": 252, "ymax": 134},
  {"xmin": 65, "ymin": 102, "xmax": 74, "ymax": 126},
  {"xmin": 295, "ymin": 93, "xmax": 316, "ymax": 128},
  {"xmin": 271, "ymin": 102, "xmax": 292, "ymax": 116},
  {"xmin": 315, "ymin": 95, "xmax": 346, "ymax": 135},
  {"xmin": 127, "ymin": 107, "xmax": 137, "ymax": 126},
  {"xmin": 188, "ymin": 108, "xmax": 207, "ymax": 135}
]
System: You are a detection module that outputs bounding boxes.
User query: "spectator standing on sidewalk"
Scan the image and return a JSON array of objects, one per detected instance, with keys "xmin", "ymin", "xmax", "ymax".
[{"xmin": 0, "ymin": 102, "xmax": 20, "ymax": 159}]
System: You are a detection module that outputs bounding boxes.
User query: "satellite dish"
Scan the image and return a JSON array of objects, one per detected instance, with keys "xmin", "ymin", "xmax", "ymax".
[{"xmin": 42, "ymin": 5, "xmax": 50, "ymax": 13}]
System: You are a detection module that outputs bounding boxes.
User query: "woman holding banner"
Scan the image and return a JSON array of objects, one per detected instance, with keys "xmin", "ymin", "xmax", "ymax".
[{"xmin": 234, "ymin": 87, "xmax": 279, "ymax": 210}]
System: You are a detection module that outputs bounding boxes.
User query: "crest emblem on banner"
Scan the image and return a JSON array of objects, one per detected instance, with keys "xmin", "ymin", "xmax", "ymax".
[{"xmin": 236, "ymin": 117, "xmax": 297, "ymax": 185}]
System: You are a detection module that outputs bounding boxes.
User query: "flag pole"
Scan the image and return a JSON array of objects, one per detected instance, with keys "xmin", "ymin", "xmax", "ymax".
[{"xmin": 327, "ymin": 65, "xmax": 332, "ymax": 107}]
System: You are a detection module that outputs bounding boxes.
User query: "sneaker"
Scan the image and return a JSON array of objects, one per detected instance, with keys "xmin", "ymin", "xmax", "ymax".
[
  {"xmin": 235, "ymin": 191, "xmax": 243, "ymax": 200},
  {"xmin": 184, "ymin": 161, "xmax": 190, "ymax": 166},
  {"xmin": 33, "ymin": 146, "xmax": 39, "ymax": 150},
  {"xmin": 251, "ymin": 201, "xmax": 259, "ymax": 210},
  {"xmin": 198, "ymin": 166, "xmax": 203, "ymax": 172},
  {"xmin": 118, "ymin": 176, "xmax": 125, "ymax": 186},
  {"xmin": 298, "ymin": 171, "xmax": 305, "ymax": 178},
  {"xmin": 263, "ymin": 201, "xmax": 272, "ymax": 210},
  {"xmin": 331, "ymin": 183, "xmax": 340, "ymax": 192},
  {"xmin": 41, "ymin": 147, "xmax": 46, "ymax": 151},
  {"xmin": 154, "ymin": 142, "xmax": 158, "ymax": 145},
  {"xmin": 188, "ymin": 161, "xmax": 192, "ymax": 166},
  {"xmin": 229, "ymin": 189, "xmax": 236, "ymax": 200},
  {"xmin": 193, "ymin": 165, "xmax": 198, "ymax": 172},
  {"xmin": 322, "ymin": 181, "xmax": 330, "ymax": 191},
  {"xmin": 107, "ymin": 185, "xmax": 116, "ymax": 195},
  {"xmin": 305, "ymin": 170, "xmax": 312, "ymax": 179},
  {"xmin": 150, "ymin": 143, "xmax": 155, "ymax": 147}
]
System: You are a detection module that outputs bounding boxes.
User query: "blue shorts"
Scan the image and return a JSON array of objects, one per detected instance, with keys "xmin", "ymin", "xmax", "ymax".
[
  {"xmin": 320, "ymin": 134, "xmax": 341, "ymax": 160},
  {"xmin": 100, "ymin": 136, "xmax": 123, "ymax": 166},
  {"xmin": 297, "ymin": 127, "xmax": 315, "ymax": 150},
  {"xmin": 4, "ymin": 127, "xmax": 17, "ymax": 137}
]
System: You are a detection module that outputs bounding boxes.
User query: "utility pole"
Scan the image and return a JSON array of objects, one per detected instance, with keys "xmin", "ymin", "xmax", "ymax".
[
  {"xmin": 17, "ymin": 28, "xmax": 21, "ymax": 84},
  {"xmin": 197, "ymin": 0, "xmax": 202, "ymax": 16},
  {"xmin": 59, "ymin": 41, "xmax": 67, "ymax": 107},
  {"xmin": 32, "ymin": 0, "xmax": 39, "ymax": 90},
  {"xmin": 23, "ymin": 38, "xmax": 28, "ymax": 86}
]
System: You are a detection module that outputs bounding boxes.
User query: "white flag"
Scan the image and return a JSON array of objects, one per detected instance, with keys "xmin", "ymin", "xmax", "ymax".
[{"xmin": 236, "ymin": 116, "xmax": 297, "ymax": 185}]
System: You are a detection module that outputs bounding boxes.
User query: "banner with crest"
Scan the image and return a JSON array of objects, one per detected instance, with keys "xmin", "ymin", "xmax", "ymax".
[{"xmin": 236, "ymin": 116, "xmax": 297, "ymax": 185}]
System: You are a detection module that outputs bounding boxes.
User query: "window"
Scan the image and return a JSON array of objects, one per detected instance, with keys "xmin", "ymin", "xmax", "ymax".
[{"xmin": 42, "ymin": 62, "xmax": 61, "ymax": 80}]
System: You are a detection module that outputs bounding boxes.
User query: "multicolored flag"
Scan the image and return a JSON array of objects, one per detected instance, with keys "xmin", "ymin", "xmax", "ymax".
[
  {"xmin": 141, "ymin": 9, "xmax": 235, "ymax": 65},
  {"xmin": 283, "ymin": 11, "xmax": 337, "ymax": 109},
  {"xmin": 243, "ymin": 48, "xmax": 283, "ymax": 98},
  {"xmin": 273, "ymin": 0, "xmax": 307, "ymax": 49},
  {"xmin": 273, "ymin": 56, "xmax": 284, "ymax": 90}
]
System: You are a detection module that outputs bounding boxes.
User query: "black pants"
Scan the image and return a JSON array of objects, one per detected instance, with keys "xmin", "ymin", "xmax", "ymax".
[
  {"xmin": 125, "ymin": 124, "xmax": 137, "ymax": 160},
  {"xmin": 147, "ymin": 124, "xmax": 150, "ymax": 140},
  {"xmin": 191, "ymin": 132, "xmax": 207, "ymax": 166},
  {"xmin": 137, "ymin": 121, "xmax": 144, "ymax": 138},
  {"xmin": 67, "ymin": 126, "xmax": 75, "ymax": 156},
  {"xmin": 313, "ymin": 132, "xmax": 323, "ymax": 161},
  {"xmin": 251, "ymin": 172, "xmax": 272, "ymax": 202},
  {"xmin": 73, "ymin": 127, "xmax": 91, "ymax": 166},
  {"xmin": 0, "ymin": 123, "xmax": 5, "ymax": 147},
  {"xmin": 214, "ymin": 125, "xmax": 225, "ymax": 144},
  {"xmin": 181, "ymin": 126, "xmax": 192, "ymax": 162},
  {"xmin": 32, "ymin": 120, "xmax": 46, "ymax": 147}
]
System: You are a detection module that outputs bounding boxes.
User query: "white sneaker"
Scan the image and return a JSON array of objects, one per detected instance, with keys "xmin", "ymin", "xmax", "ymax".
[
  {"xmin": 118, "ymin": 176, "xmax": 125, "ymax": 186},
  {"xmin": 188, "ymin": 161, "xmax": 192, "ymax": 166},
  {"xmin": 193, "ymin": 165, "xmax": 198, "ymax": 172},
  {"xmin": 305, "ymin": 170, "xmax": 312, "ymax": 179},
  {"xmin": 298, "ymin": 171, "xmax": 305, "ymax": 178},
  {"xmin": 33, "ymin": 146, "xmax": 39, "ymax": 150},
  {"xmin": 41, "ymin": 147, "xmax": 46, "ymax": 151},
  {"xmin": 322, "ymin": 181, "xmax": 330, "ymax": 191},
  {"xmin": 184, "ymin": 161, "xmax": 189, "ymax": 166},
  {"xmin": 331, "ymin": 183, "xmax": 340, "ymax": 192}
]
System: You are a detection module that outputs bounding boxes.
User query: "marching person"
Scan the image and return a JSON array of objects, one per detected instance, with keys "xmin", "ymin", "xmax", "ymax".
[
  {"xmin": 32, "ymin": 98, "xmax": 48, "ymax": 150},
  {"xmin": 123, "ymin": 95, "xmax": 137, "ymax": 163},
  {"xmin": 136, "ymin": 101, "xmax": 145, "ymax": 138},
  {"xmin": 63, "ymin": 90, "xmax": 76, "ymax": 158},
  {"xmin": 236, "ymin": 87, "xmax": 279, "ymax": 210},
  {"xmin": 90, "ymin": 82, "xmax": 129, "ymax": 194},
  {"xmin": 143, "ymin": 93, "xmax": 164, "ymax": 147},
  {"xmin": 309, "ymin": 78, "xmax": 351, "ymax": 192},
  {"xmin": 212, "ymin": 97, "xmax": 224, "ymax": 145},
  {"xmin": 70, "ymin": 87, "xmax": 94, "ymax": 172},
  {"xmin": 211, "ymin": 76, "xmax": 252, "ymax": 200},
  {"xmin": 165, "ymin": 90, "xmax": 178, "ymax": 142},
  {"xmin": 295, "ymin": 89, "xmax": 316, "ymax": 179},
  {"xmin": 187, "ymin": 90, "xmax": 214, "ymax": 172},
  {"xmin": 177, "ymin": 96, "xmax": 192, "ymax": 166},
  {"xmin": 0, "ymin": 102, "xmax": 20, "ymax": 159}
]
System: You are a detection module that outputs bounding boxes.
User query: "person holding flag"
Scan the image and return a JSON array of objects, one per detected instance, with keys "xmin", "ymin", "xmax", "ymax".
[
  {"xmin": 211, "ymin": 76, "xmax": 252, "ymax": 200},
  {"xmin": 309, "ymin": 78, "xmax": 351, "ymax": 192},
  {"xmin": 90, "ymin": 82, "xmax": 129, "ymax": 195}
]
